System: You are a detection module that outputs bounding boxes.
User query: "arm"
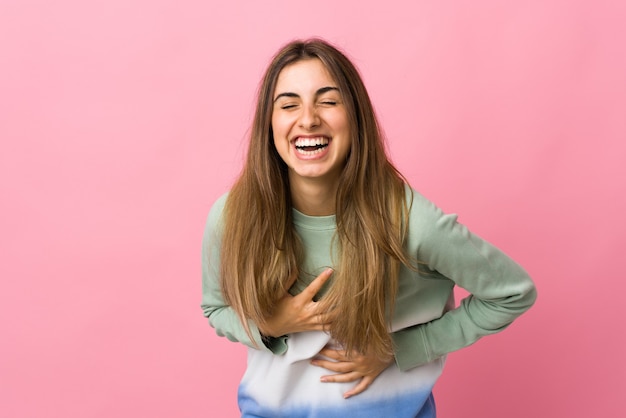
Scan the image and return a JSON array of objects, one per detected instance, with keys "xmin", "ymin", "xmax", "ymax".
[
  {"xmin": 200, "ymin": 194, "xmax": 284, "ymax": 352},
  {"xmin": 392, "ymin": 190, "xmax": 537, "ymax": 371},
  {"xmin": 201, "ymin": 193, "xmax": 333, "ymax": 353}
]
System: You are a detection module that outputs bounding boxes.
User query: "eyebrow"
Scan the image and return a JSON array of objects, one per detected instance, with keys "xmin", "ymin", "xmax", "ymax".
[{"xmin": 273, "ymin": 86, "xmax": 340, "ymax": 102}]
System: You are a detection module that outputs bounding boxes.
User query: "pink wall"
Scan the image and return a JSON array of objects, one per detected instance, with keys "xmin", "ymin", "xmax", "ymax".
[{"xmin": 1, "ymin": 1, "xmax": 624, "ymax": 417}]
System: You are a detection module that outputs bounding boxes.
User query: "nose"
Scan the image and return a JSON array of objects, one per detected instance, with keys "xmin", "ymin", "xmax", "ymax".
[{"xmin": 298, "ymin": 103, "xmax": 320, "ymax": 130}]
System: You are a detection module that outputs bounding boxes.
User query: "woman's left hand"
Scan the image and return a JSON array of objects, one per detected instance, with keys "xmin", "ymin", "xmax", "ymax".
[{"xmin": 311, "ymin": 346, "xmax": 394, "ymax": 399}]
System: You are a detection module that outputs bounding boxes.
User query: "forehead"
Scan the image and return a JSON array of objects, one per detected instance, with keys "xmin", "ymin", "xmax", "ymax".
[{"xmin": 274, "ymin": 59, "xmax": 338, "ymax": 95}]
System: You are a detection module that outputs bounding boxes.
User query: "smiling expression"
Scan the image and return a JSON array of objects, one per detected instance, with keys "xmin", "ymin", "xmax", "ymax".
[{"xmin": 272, "ymin": 58, "xmax": 351, "ymax": 189}]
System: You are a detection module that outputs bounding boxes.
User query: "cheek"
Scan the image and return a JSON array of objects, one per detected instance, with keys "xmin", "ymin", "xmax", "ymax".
[
  {"xmin": 329, "ymin": 110, "xmax": 350, "ymax": 132},
  {"xmin": 271, "ymin": 123, "xmax": 285, "ymax": 140},
  {"xmin": 271, "ymin": 130, "xmax": 288, "ymax": 157},
  {"xmin": 271, "ymin": 112, "xmax": 292, "ymax": 136}
]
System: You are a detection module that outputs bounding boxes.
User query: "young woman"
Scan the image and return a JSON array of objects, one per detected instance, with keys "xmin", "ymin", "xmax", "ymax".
[{"xmin": 202, "ymin": 39, "xmax": 536, "ymax": 418}]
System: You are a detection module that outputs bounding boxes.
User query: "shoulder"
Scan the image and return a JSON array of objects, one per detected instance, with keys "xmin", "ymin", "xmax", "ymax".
[
  {"xmin": 403, "ymin": 184, "xmax": 447, "ymax": 220},
  {"xmin": 403, "ymin": 184, "xmax": 462, "ymax": 241},
  {"xmin": 208, "ymin": 191, "xmax": 230, "ymax": 219},
  {"xmin": 204, "ymin": 191, "xmax": 230, "ymax": 236}
]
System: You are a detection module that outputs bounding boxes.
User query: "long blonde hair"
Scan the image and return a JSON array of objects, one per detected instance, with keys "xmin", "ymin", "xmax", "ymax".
[{"xmin": 220, "ymin": 39, "xmax": 414, "ymax": 359}]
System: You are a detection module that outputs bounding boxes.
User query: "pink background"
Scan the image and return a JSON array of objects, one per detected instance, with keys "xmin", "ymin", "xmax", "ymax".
[{"xmin": 1, "ymin": 1, "xmax": 624, "ymax": 417}]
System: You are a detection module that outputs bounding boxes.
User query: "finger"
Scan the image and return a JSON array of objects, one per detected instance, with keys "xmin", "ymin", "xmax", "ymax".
[
  {"xmin": 298, "ymin": 268, "xmax": 333, "ymax": 300},
  {"xmin": 317, "ymin": 348, "xmax": 349, "ymax": 361},
  {"xmin": 311, "ymin": 359, "xmax": 355, "ymax": 373},
  {"xmin": 320, "ymin": 371, "xmax": 361, "ymax": 383},
  {"xmin": 343, "ymin": 376, "xmax": 374, "ymax": 399}
]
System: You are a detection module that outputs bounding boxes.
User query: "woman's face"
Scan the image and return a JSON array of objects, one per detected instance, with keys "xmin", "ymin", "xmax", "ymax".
[{"xmin": 271, "ymin": 58, "xmax": 351, "ymax": 189}]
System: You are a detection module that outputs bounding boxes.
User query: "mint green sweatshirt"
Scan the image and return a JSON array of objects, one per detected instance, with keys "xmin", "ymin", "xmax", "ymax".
[{"xmin": 202, "ymin": 186, "xmax": 536, "ymax": 374}]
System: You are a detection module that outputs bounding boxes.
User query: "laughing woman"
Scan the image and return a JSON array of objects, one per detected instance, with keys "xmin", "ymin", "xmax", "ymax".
[{"xmin": 201, "ymin": 39, "xmax": 536, "ymax": 418}]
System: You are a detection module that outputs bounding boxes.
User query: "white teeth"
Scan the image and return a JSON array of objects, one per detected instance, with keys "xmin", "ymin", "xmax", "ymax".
[
  {"xmin": 294, "ymin": 137, "xmax": 329, "ymax": 147},
  {"xmin": 296, "ymin": 147, "xmax": 326, "ymax": 156}
]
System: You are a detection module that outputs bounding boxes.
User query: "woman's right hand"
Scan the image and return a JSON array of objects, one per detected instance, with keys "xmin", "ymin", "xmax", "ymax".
[{"xmin": 258, "ymin": 268, "xmax": 334, "ymax": 337}]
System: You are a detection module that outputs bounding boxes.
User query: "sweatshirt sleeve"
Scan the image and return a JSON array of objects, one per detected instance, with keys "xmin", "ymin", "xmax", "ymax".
[
  {"xmin": 201, "ymin": 193, "xmax": 288, "ymax": 354},
  {"xmin": 392, "ymin": 190, "xmax": 537, "ymax": 371}
]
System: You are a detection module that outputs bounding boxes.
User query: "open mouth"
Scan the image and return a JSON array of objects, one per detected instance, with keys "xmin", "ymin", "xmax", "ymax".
[{"xmin": 294, "ymin": 137, "xmax": 330, "ymax": 155}]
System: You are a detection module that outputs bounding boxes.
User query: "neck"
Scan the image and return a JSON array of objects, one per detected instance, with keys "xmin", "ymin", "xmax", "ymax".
[{"xmin": 289, "ymin": 175, "xmax": 338, "ymax": 216}]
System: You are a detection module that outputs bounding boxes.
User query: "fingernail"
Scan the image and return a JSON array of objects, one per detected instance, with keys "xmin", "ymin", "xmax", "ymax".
[
  {"xmin": 310, "ymin": 360, "xmax": 318, "ymax": 366},
  {"xmin": 320, "ymin": 377, "xmax": 328, "ymax": 382},
  {"xmin": 326, "ymin": 268, "xmax": 334, "ymax": 275}
]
